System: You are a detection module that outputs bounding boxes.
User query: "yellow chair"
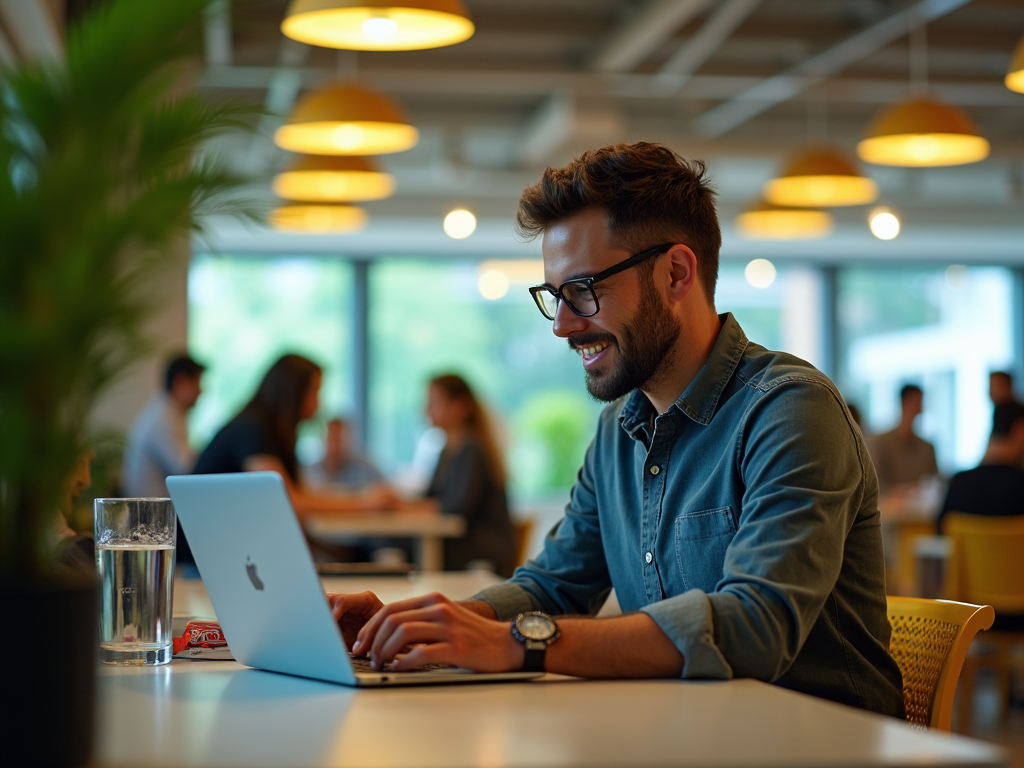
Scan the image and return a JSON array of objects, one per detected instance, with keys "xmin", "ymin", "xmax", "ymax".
[
  {"xmin": 886, "ymin": 596, "xmax": 994, "ymax": 730},
  {"xmin": 512, "ymin": 517, "xmax": 535, "ymax": 569},
  {"xmin": 942, "ymin": 513, "xmax": 1024, "ymax": 730}
]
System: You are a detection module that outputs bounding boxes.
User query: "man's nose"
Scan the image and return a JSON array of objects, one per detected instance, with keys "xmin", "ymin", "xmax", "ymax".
[{"xmin": 552, "ymin": 299, "xmax": 588, "ymax": 338}]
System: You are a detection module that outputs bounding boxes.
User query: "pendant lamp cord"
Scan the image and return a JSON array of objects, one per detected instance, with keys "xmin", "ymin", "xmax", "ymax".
[{"xmin": 910, "ymin": 9, "xmax": 929, "ymax": 96}]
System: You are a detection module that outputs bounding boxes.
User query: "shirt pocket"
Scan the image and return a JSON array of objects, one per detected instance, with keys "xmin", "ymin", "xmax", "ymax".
[{"xmin": 673, "ymin": 506, "xmax": 737, "ymax": 594}]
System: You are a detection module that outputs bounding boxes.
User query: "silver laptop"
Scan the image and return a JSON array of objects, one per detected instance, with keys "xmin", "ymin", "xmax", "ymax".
[{"xmin": 167, "ymin": 472, "xmax": 541, "ymax": 687}]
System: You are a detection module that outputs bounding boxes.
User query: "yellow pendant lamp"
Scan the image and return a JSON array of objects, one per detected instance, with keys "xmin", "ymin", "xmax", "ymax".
[
  {"xmin": 273, "ymin": 155, "xmax": 395, "ymax": 202},
  {"xmin": 1007, "ymin": 33, "xmax": 1024, "ymax": 94},
  {"xmin": 857, "ymin": 98, "xmax": 990, "ymax": 167},
  {"xmin": 274, "ymin": 83, "xmax": 419, "ymax": 156},
  {"xmin": 763, "ymin": 147, "xmax": 878, "ymax": 208},
  {"xmin": 736, "ymin": 202, "xmax": 833, "ymax": 240},
  {"xmin": 270, "ymin": 204, "xmax": 369, "ymax": 233},
  {"xmin": 282, "ymin": 0, "xmax": 474, "ymax": 51}
]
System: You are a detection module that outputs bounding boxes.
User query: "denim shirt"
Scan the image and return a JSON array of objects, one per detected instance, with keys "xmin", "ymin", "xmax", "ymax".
[{"xmin": 476, "ymin": 314, "xmax": 905, "ymax": 717}]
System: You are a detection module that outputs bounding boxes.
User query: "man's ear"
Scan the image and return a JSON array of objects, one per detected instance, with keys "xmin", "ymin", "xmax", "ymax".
[{"xmin": 663, "ymin": 244, "xmax": 699, "ymax": 305}]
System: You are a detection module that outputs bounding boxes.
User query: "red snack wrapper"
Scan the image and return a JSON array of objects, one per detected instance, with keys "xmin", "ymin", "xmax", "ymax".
[{"xmin": 172, "ymin": 621, "xmax": 227, "ymax": 655}]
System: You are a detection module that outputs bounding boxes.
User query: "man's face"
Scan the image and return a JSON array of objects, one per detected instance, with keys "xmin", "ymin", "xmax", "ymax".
[
  {"xmin": 990, "ymin": 374, "xmax": 1013, "ymax": 405},
  {"xmin": 172, "ymin": 373, "xmax": 202, "ymax": 410},
  {"xmin": 903, "ymin": 391, "xmax": 923, "ymax": 420},
  {"xmin": 542, "ymin": 209, "xmax": 680, "ymax": 403}
]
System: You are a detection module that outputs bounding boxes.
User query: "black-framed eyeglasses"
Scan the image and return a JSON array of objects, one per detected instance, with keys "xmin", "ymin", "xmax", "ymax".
[{"xmin": 529, "ymin": 243, "xmax": 673, "ymax": 321}]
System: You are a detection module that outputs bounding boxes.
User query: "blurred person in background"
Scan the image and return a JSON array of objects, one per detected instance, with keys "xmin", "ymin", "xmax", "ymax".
[
  {"xmin": 425, "ymin": 374, "xmax": 516, "ymax": 577},
  {"xmin": 990, "ymin": 370, "xmax": 1020, "ymax": 407},
  {"xmin": 305, "ymin": 417, "xmax": 385, "ymax": 492},
  {"xmin": 123, "ymin": 354, "xmax": 204, "ymax": 497},
  {"xmin": 869, "ymin": 384, "xmax": 938, "ymax": 494},
  {"xmin": 53, "ymin": 449, "xmax": 96, "ymax": 572},
  {"xmin": 938, "ymin": 401, "xmax": 1024, "ymax": 529},
  {"xmin": 189, "ymin": 354, "xmax": 396, "ymax": 563}
]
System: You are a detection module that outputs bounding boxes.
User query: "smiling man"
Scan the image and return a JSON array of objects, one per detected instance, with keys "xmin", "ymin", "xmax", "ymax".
[{"xmin": 331, "ymin": 142, "xmax": 904, "ymax": 717}]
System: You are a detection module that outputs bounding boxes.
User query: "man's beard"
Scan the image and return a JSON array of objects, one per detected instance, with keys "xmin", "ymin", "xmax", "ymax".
[{"xmin": 573, "ymin": 280, "xmax": 681, "ymax": 403}]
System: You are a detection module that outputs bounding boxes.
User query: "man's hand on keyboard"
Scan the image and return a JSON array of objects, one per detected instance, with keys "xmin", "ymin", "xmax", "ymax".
[
  {"xmin": 351, "ymin": 592, "xmax": 524, "ymax": 673},
  {"xmin": 327, "ymin": 591, "xmax": 385, "ymax": 650}
]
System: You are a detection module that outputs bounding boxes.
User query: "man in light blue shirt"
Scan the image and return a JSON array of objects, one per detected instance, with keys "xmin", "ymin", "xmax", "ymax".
[
  {"xmin": 122, "ymin": 355, "xmax": 204, "ymax": 497},
  {"xmin": 331, "ymin": 142, "xmax": 904, "ymax": 717}
]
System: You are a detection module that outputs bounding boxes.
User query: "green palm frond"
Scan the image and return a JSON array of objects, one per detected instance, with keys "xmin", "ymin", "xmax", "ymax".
[{"xmin": 0, "ymin": 0, "xmax": 263, "ymax": 576}]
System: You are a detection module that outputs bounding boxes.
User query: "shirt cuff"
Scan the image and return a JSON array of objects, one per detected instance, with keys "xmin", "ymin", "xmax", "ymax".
[
  {"xmin": 470, "ymin": 583, "xmax": 541, "ymax": 621},
  {"xmin": 641, "ymin": 589, "xmax": 734, "ymax": 680}
]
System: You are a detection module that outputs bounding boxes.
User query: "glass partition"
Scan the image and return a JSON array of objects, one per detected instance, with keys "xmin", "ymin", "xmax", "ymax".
[{"xmin": 188, "ymin": 254, "xmax": 354, "ymax": 457}]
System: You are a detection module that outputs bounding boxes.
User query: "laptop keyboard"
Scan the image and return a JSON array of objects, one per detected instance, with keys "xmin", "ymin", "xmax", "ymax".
[{"xmin": 349, "ymin": 655, "xmax": 455, "ymax": 673}]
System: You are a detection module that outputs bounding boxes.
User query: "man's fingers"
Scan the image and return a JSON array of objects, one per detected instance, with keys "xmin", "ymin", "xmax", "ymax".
[
  {"xmin": 367, "ymin": 603, "xmax": 454, "ymax": 660},
  {"xmin": 374, "ymin": 622, "xmax": 448, "ymax": 668},
  {"xmin": 354, "ymin": 592, "xmax": 448, "ymax": 652},
  {"xmin": 390, "ymin": 642, "xmax": 453, "ymax": 671}
]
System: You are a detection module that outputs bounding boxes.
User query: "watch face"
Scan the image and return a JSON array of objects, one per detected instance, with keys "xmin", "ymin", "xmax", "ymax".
[{"xmin": 519, "ymin": 614, "xmax": 555, "ymax": 641}]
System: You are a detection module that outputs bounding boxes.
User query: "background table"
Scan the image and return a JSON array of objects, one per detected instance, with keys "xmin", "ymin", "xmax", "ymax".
[
  {"xmin": 304, "ymin": 511, "xmax": 466, "ymax": 571},
  {"xmin": 93, "ymin": 573, "xmax": 1010, "ymax": 768}
]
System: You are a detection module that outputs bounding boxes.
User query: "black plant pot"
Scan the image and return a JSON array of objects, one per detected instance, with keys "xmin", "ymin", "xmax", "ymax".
[{"xmin": 0, "ymin": 574, "xmax": 97, "ymax": 768}]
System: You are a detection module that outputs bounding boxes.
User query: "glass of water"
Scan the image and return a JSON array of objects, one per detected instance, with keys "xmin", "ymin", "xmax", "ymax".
[{"xmin": 94, "ymin": 498, "xmax": 176, "ymax": 665}]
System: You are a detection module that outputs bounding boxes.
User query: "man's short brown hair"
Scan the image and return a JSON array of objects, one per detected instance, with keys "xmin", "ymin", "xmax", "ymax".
[{"xmin": 516, "ymin": 142, "xmax": 721, "ymax": 302}]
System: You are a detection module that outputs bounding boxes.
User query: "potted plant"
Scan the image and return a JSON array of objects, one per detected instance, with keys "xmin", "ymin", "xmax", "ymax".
[{"xmin": 0, "ymin": 1, "xmax": 259, "ymax": 764}]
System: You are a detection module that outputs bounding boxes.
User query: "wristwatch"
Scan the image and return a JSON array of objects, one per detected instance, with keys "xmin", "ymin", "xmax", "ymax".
[{"xmin": 511, "ymin": 612, "xmax": 560, "ymax": 672}]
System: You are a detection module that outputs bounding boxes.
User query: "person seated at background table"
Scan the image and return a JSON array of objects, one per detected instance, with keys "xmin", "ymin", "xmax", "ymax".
[
  {"xmin": 304, "ymin": 417, "xmax": 385, "ymax": 492},
  {"xmin": 52, "ymin": 449, "xmax": 97, "ymax": 572},
  {"xmin": 424, "ymin": 374, "xmax": 516, "ymax": 578},
  {"xmin": 190, "ymin": 354, "xmax": 396, "ymax": 561},
  {"xmin": 938, "ymin": 401, "xmax": 1024, "ymax": 529},
  {"xmin": 990, "ymin": 370, "xmax": 1020, "ymax": 408},
  {"xmin": 329, "ymin": 142, "xmax": 904, "ymax": 719},
  {"xmin": 868, "ymin": 384, "xmax": 939, "ymax": 495},
  {"xmin": 122, "ymin": 354, "xmax": 204, "ymax": 497}
]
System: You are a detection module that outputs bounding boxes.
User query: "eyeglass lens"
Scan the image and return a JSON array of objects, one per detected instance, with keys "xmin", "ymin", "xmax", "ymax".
[{"xmin": 535, "ymin": 282, "xmax": 598, "ymax": 320}]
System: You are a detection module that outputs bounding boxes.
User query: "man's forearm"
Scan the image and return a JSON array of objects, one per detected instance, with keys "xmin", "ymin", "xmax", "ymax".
[
  {"xmin": 544, "ymin": 612, "xmax": 684, "ymax": 678},
  {"xmin": 459, "ymin": 599, "xmax": 498, "ymax": 619},
  {"xmin": 461, "ymin": 600, "xmax": 683, "ymax": 678}
]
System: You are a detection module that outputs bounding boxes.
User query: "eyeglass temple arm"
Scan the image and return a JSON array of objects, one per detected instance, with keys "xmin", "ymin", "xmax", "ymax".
[{"xmin": 587, "ymin": 244, "xmax": 673, "ymax": 285}]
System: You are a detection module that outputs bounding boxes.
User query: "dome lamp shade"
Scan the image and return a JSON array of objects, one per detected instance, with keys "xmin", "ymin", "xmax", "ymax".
[
  {"xmin": 269, "ymin": 204, "xmax": 369, "ymax": 233},
  {"xmin": 857, "ymin": 98, "xmax": 989, "ymax": 167},
  {"xmin": 763, "ymin": 147, "xmax": 878, "ymax": 208},
  {"xmin": 282, "ymin": 0, "xmax": 474, "ymax": 51},
  {"xmin": 1007, "ymin": 33, "xmax": 1024, "ymax": 94},
  {"xmin": 736, "ymin": 202, "xmax": 833, "ymax": 240},
  {"xmin": 274, "ymin": 84, "xmax": 419, "ymax": 156},
  {"xmin": 273, "ymin": 155, "xmax": 395, "ymax": 202}
]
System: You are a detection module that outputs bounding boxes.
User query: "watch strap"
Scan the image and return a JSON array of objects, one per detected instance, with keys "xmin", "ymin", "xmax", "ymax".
[{"xmin": 522, "ymin": 642, "xmax": 546, "ymax": 672}]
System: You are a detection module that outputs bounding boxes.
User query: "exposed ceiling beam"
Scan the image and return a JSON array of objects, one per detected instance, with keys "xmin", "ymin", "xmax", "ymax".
[
  {"xmin": 0, "ymin": 0, "xmax": 62, "ymax": 62},
  {"xmin": 591, "ymin": 0, "xmax": 711, "ymax": 73},
  {"xmin": 203, "ymin": 0, "xmax": 232, "ymax": 68},
  {"xmin": 244, "ymin": 38, "xmax": 310, "ymax": 173},
  {"xmin": 651, "ymin": 0, "xmax": 761, "ymax": 95},
  {"xmin": 196, "ymin": 66, "xmax": 1021, "ymax": 108},
  {"xmin": 689, "ymin": 0, "xmax": 974, "ymax": 138}
]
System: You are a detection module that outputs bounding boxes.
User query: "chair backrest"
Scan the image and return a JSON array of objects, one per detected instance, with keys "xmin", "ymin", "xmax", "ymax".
[
  {"xmin": 943, "ymin": 513, "xmax": 1024, "ymax": 612},
  {"xmin": 513, "ymin": 517, "xmax": 535, "ymax": 569},
  {"xmin": 887, "ymin": 596, "xmax": 994, "ymax": 730}
]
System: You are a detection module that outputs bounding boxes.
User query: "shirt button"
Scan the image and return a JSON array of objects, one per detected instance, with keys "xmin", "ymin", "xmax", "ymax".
[
  {"xmin": 649, "ymin": 465, "xmax": 660, "ymax": 475},
  {"xmin": 645, "ymin": 552, "xmax": 653, "ymax": 564}
]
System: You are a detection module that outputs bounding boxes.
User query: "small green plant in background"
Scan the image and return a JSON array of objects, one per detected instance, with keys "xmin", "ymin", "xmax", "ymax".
[
  {"xmin": 0, "ymin": 0, "xmax": 261, "ymax": 577},
  {"xmin": 516, "ymin": 391, "xmax": 594, "ymax": 495}
]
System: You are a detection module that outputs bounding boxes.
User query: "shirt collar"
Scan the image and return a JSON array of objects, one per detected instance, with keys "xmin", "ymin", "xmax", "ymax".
[{"xmin": 619, "ymin": 313, "xmax": 748, "ymax": 434}]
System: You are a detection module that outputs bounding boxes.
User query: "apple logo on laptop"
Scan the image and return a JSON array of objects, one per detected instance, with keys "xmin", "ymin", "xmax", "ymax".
[{"xmin": 245, "ymin": 557, "xmax": 264, "ymax": 591}]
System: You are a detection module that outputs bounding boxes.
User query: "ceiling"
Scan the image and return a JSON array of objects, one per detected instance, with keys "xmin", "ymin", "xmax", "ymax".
[{"xmin": 5, "ymin": 0, "xmax": 1024, "ymax": 261}]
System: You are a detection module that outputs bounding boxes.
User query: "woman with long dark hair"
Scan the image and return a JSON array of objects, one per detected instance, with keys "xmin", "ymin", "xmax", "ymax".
[
  {"xmin": 194, "ymin": 353, "xmax": 394, "ymax": 515},
  {"xmin": 425, "ymin": 374, "xmax": 516, "ymax": 577}
]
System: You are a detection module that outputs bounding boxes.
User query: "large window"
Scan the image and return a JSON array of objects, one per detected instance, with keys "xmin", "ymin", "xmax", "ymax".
[
  {"xmin": 367, "ymin": 259, "xmax": 601, "ymax": 503},
  {"xmin": 717, "ymin": 262, "xmax": 825, "ymax": 370},
  {"xmin": 836, "ymin": 266, "xmax": 1017, "ymax": 471},
  {"xmin": 188, "ymin": 254, "xmax": 354, "ymax": 456}
]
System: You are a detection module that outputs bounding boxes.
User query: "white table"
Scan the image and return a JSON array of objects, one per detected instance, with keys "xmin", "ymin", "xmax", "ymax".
[
  {"xmin": 304, "ymin": 512, "xmax": 466, "ymax": 571},
  {"xmin": 93, "ymin": 574, "xmax": 1008, "ymax": 768}
]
